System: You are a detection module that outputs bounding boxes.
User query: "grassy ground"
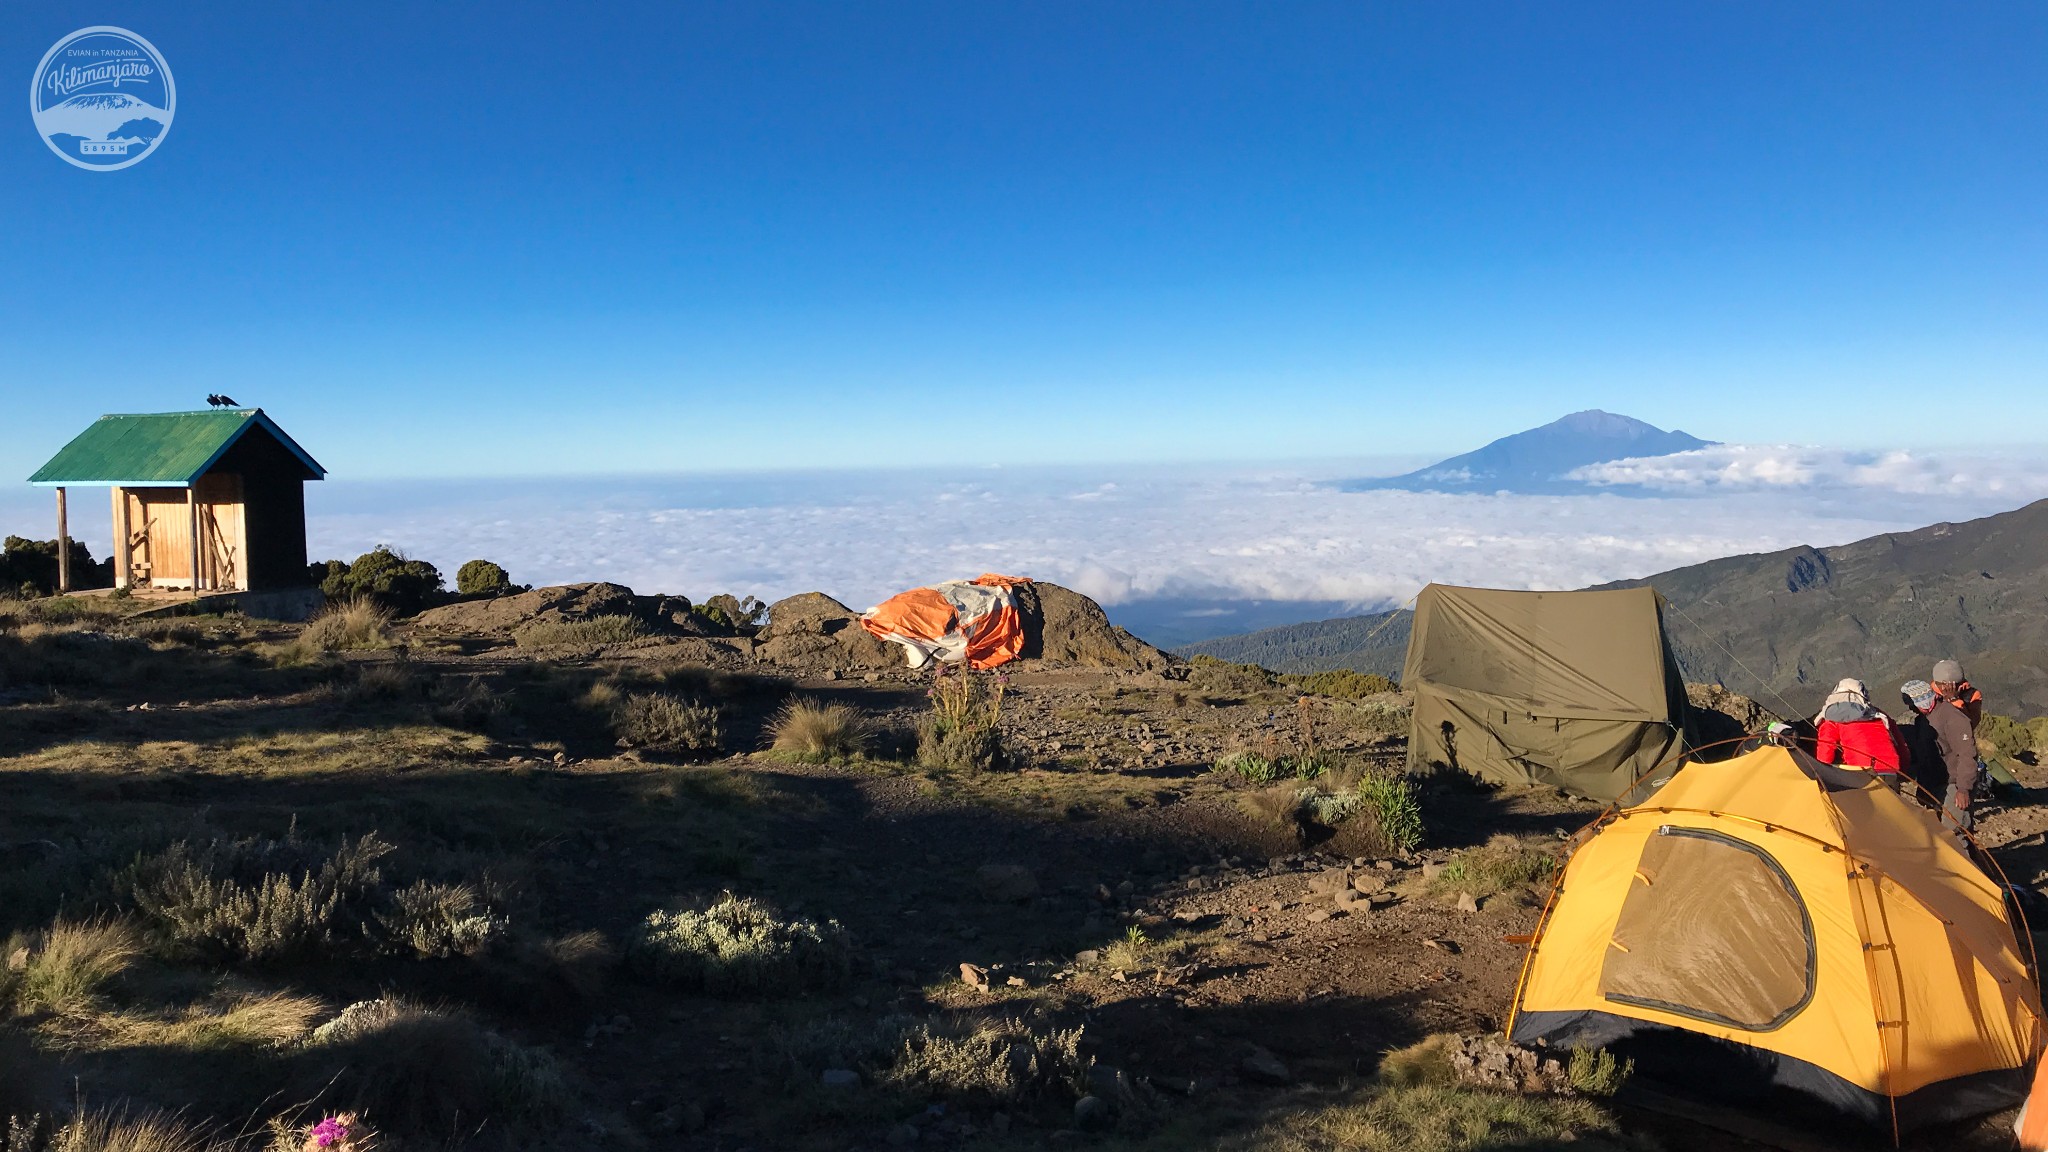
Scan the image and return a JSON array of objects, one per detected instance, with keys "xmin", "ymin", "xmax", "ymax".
[{"xmin": 0, "ymin": 599, "xmax": 1985, "ymax": 1152}]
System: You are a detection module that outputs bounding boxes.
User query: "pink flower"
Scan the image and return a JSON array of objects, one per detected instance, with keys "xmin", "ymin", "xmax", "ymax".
[{"xmin": 310, "ymin": 1118, "xmax": 349, "ymax": 1148}]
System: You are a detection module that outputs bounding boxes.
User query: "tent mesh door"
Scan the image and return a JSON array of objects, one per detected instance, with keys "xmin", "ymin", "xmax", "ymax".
[{"xmin": 1600, "ymin": 826, "xmax": 1816, "ymax": 1031}]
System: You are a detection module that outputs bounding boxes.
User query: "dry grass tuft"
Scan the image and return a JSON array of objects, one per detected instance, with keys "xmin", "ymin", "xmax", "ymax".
[
  {"xmin": 290, "ymin": 601, "xmax": 394, "ymax": 658},
  {"xmin": 299, "ymin": 998, "xmax": 567, "ymax": 1135},
  {"xmin": 113, "ymin": 990, "xmax": 325, "ymax": 1053},
  {"xmin": 768, "ymin": 700, "xmax": 867, "ymax": 763},
  {"xmin": 1378, "ymin": 1033, "xmax": 1463, "ymax": 1088},
  {"xmin": 43, "ymin": 1107, "xmax": 233, "ymax": 1152},
  {"xmin": 1215, "ymin": 1083, "xmax": 1647, "ymax": 1152},
  {"xmin": 9, "ymin": 920, "xmax": 142, "ymax": 1014},
  {"xmin": 513, "ymin": 614, "xmax": 647, "ymax": 650}
]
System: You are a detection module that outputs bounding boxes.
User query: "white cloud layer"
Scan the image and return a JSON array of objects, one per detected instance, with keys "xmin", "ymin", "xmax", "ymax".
[{"xmin": 9, "ymin": 445, "xmax": 2044, "ymax": 619}]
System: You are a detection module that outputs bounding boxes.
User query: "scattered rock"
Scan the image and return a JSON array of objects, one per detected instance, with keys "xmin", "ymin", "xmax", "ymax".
[
  {"xmin": 1240, "ymin": 1046, "xmax": 1293, "ymax": 1085},
  {"xmin": 1455, "ymin": 891, "xmax": 1480, "ymax": 913},
  {"xmin": 1423, "ymin": 938, "xmax": 1461, "ymax": 954},
  {"xmin": 1072, "ymin": 1096, "xmax": 1111, "ymax": 1131},
  {"xmin": 821, "ymin": 1069, "xmax": 860, "ymax": 1089},
  {"xmin": 1421, "ymin": 861, "xmax": 1446, "ymax": 880},
  {"xmin": 959, "ymin": 963, "xmax": 990, "ymax": 990},
  {"xmin": 1440, "ymin": 1032, "xmax": 1576, "ymax": 1094},
  {"xmin": 978, "ymin": 864, "xmax": 1041, "ymax": 903},
  {"xmin": 1005, "ymin": 975, "xmax": 1028, "ymax": 988},
  {"xmin": 1351, "ymin": 873, "xmax": 1387, "ymax": 895},
  {"xmin": 1304, "ymin": 909, "xmax": 1334, "ymax": 923}
]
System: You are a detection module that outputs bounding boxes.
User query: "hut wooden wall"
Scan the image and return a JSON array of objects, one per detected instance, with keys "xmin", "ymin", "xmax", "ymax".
[{"xmin": 210, "ymin": 428, "xmax": 310, "ymax": 590}]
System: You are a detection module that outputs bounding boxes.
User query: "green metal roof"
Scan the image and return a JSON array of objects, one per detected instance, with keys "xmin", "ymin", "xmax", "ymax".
[{"xmin": 28, "ymin": 409, "xmax": 326, "ymax": 487}]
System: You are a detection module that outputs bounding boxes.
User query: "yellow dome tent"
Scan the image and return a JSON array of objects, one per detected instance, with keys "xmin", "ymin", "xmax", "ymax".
[{"xmin": 1508, "ymin": 744, "xmax": 2041, "ymax": 1136}]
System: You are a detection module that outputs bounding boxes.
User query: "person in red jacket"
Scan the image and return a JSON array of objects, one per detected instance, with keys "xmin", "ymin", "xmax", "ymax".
[{"xmin": 1813, "ymin": 678, "xmax": 1908, "ymax": 785}]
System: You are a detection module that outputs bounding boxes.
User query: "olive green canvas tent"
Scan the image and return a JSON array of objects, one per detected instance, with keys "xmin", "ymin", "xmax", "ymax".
[{"xmin": 1403, "ymin": 584, "xmax": 1693, "ymax": 802}]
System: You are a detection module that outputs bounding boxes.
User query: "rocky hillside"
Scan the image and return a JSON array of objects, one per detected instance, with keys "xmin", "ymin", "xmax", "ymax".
[
  {"xmin": 1177, "ymin": 609, "xmax": 1412, "ymax": 677},
  {"xmin": 1185, "ymin": 498, "xmax": 2048, "ymax": 717},
  {"xmin": 1602, "ymin": 497, "xmax": 2048, "ymax": 716}
]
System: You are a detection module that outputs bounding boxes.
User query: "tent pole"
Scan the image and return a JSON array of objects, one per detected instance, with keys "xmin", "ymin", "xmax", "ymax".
[
  {"xmin": 187, "ymin": 487, "xmax": 202, "ymax": 595},
  {"xmin": 55, "ymin": 487, "xmax": 70, "ymax": 593}
]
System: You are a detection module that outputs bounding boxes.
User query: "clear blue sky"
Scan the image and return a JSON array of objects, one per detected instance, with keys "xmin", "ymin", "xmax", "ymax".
[{"xmin": 5, "ymin": 3, "xmax": 2046, "ymax": 480}]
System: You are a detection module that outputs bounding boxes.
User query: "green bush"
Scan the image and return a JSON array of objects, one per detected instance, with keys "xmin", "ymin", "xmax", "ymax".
[
  {"xmin": 0, "ymin": 536, "xmax": 113, "ymax": 596},
  {"xmin": 1286, "ymin": 669, "xmax": 1400, "ymax": 699},
  {"xmin": 694, "ymin": 593, "xmax": 767, "ymax": 634},
  {"xmin": 629, "ymin": 893, "xmax": 851, "ymax": 995},
  {"xmin": 455, "ymin": 559, "xmax": 520, "ymax": 597},
  {"xmin": 312, "ymin": 548, "xmax": 444, "ymax": 616},
  {"xmin": 1980, "ymin": 712, "xmax": 2034, "ymax": 758},
  {"xmin": 121, "ymin": 831, "xmax": 394, "ymax": 963},
  {"xmin": 1568, "ymin": 1046, "xmax": 1634, "ymax": 1097},
  {"xmin": 1216, "ymin": 750, "xmax": 1280, "ymax": 784},
  {"xmin": 1352, "ymin": 771, "xmax": 1425, "ymax": 854}
]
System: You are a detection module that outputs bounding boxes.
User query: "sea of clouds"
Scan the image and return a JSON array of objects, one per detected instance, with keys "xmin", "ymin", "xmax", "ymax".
[{"xmin": 10, "ymin": 444, "xmax": 2045, "ymax": 639}]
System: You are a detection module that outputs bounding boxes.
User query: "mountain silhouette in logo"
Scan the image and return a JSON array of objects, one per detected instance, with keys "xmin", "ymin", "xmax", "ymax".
[
  {"xmin": 37, "ymin": 91, "xmax": 167, "ymax": 142},
  {"xmin": 1342, "ymin": 410, "xmax": 1715, "ymax": 494}
]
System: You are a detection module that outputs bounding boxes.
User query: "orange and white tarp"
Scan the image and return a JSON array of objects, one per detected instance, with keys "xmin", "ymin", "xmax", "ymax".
[{"xmin": 860, "ymin": 574, "xmax": 1031, "ymax": 670}]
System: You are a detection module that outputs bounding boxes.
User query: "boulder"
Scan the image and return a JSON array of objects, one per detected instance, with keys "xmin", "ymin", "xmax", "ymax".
[
  {"xmin": 755, "ymin": 593, "xmax": 900, "ymax": 670},
  {"xmin": 976, "ymin": 864, "xmax": 1040, "ymax": 903},
  {"xmin": 1016, "ymin": 582, "xmax": 1173, "ymax": 671}
]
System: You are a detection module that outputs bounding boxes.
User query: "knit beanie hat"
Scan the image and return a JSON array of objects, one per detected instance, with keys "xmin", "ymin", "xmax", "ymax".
[
  {"xmin": 1933, "ymin": 658, "xmax": 1965, "ymax": 683},
  {"xmin": 1901, "ymin": 679, "xmax": 1937, "ymax": 711}
]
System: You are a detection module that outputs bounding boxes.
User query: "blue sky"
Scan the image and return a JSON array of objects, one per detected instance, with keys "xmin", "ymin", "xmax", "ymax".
[{"xmin": 5, "ymin": 3, "xmax": 2047, "ymax": 481}]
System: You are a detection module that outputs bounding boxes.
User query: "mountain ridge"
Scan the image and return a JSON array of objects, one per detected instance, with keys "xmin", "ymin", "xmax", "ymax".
[{"xmin": 1345, "ymin": 409, "xmax": 1715, "ymax": 494}]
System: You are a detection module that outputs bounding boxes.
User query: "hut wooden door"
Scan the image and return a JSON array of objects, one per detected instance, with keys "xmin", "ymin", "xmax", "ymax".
[
  {"xmin": 132, "ymin": 489, "xmax": 191, "ymax": 588},
  {"xmin": 194, "ymin": 474, "xmax": 245, "ymax": 591}
]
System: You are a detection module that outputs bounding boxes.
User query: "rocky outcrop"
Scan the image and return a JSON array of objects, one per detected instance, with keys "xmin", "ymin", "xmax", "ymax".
[
  {"xmin": 1016, "ymin": 582, "xmax": 1173, "ymax": 671},
  {"xmin": 411, "ymin": 582, "xmax": 707, "ymax": 636},
  {"xmin": 753, "ymin": 592, "xmax": 898, "ymax": 670}
]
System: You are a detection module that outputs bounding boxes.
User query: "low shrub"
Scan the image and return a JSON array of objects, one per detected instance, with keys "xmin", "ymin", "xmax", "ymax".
[
  {"xmin": 1567, "ymin": 1045, "xmax": 1634, "ymax": 1097},
  {"xmin": 1980, "ymin": 712, "xmax": 2035, "ymax": 758},
  {"xmin": 1339, "ymin": 771, "xmax": 1425, "ymax": 856},
  {"xmin": 768, "ymin": 700, "xmax": 867, "ymax": 763},
  {"xmin": 513, "ymin": 614, "xmax": 648, "ymax": 650},
  {"xmin": 431, "ymin": 674, "xmax": 503, "ymax": 731},
  {"xmin": 1216, "ymin": 750, "xmax": 1280, "ymax": 784},
  {"xmin": 881, "ymin": 1017, "xmax": 1091, "ymax": 1104},
  {"xmin": 1430, "ymin": 837, "xmax": 1556, "ymax": 903},
  {"xmin": 918, "ymin": 668, "xmax": 1009, "ymax": 772},
  {"xmin": 614, "ymin": 691, "xmax": 721, "ymax": 754},
  {"xmin": 455, "ymin": 559, "xmax": 520, "ymax": 598},
  {"xmin": 629, "ymin": 893, "xmax": 851, "ymax": 995},
  {"xmin": 6, "ymin": 919, "xmax": 141, "ymax": 1013},
  {"xmin": 298, "ymin": 999, "xmax": 567, "ymax": 1136},
  {"xmin": 343, "ymin": 661, "xmax": 423, "ymax": 704},
  {"xmin": 378, "ymin": 881, "xmax": 506, "ymax": 959},
  {"xmin": 772, "ymin": 1013, "xmax": 1092, "ymax": 1105},
  {"xmin": 1286, "ymin": 669, "xmax": 1399, "ymax": 699},
  {"xmin": 122, "ymin": 831, "xmax": 394, "ymax": 963}
]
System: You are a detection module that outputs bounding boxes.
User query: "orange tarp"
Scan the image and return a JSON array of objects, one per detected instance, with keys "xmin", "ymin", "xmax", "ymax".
[{"xmin": 860, "ymin": 574, "xmax": 1030, "ymax": 670}]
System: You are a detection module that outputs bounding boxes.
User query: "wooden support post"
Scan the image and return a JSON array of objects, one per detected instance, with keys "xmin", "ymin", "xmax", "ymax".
[
  {"xmin": 187, "ymin": 487, "xmax": 202, "ymax": 595},
  {"xmin": 55, "ymin": 487, "xmax": 70, "ymax": 593},
  {"xmin": 112, "ymin": 487, "xmax": 132, "ymax": 589}
]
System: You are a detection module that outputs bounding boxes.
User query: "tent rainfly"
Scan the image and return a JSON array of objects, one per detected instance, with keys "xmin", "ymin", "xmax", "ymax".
[
  {"xmin": 28, "ymin": 409, "xmax": 325, "ymax": 594},
  {"xmin": 1403, "ymin": 584, "xmax": 1693, "ymax": 802},
  {"xmin": 1510, "ymin": 744, "xmax": 2042, "ymax": 1136}
]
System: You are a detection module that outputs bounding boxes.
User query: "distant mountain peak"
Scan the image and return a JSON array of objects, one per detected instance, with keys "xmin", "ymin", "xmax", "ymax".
[{"xmin": 1345, "ymin": 411, "xmax": 1715, "ymax": 495}]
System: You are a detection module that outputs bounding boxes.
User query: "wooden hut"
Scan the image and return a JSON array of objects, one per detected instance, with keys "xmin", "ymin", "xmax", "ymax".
[{"xmin": 29, "ymin": 409, "xmax": 326, "ymax": 593}]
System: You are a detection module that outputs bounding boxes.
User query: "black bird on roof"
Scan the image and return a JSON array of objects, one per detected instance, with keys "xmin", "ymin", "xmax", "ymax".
[{"xmin": 206, "ymin": 394, "xmax": 240, "ymax": 409}]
